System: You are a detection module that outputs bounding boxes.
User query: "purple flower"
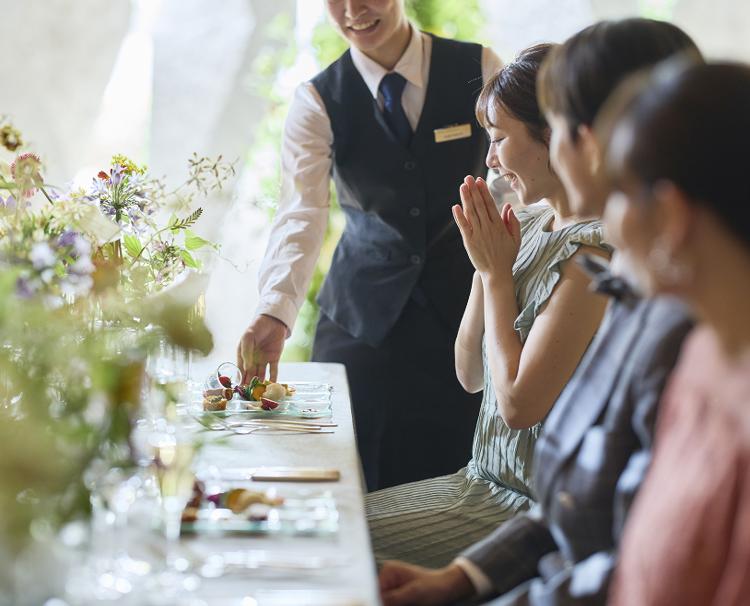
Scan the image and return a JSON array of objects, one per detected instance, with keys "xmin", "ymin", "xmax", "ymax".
[
  {"xmin": 1, "ymin": 194, "xmax": 16, "ymax": 210},
  {"xmin": 15, "ymin": 276, "xmax": 35, "ymax": 299},
  {"xmin": 57, "ymin": 230, "xmax": 78, "ymax": 248},
  {"xmin": 110, "ymin": 165, "xmax": 124, "ymax": 187}
]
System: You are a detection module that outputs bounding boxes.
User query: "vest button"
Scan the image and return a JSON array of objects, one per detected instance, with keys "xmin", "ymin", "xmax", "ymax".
[
  {"xmin": 410, "ymin": 254, "xmax": 422, "ymax": 265},
  {"xmin": 404, "ymin": 160, "xmax": 417, "ymax": 171},
  {"xmin": 409, "ymin": 207, "xmax": 421, "ymax": 217}
]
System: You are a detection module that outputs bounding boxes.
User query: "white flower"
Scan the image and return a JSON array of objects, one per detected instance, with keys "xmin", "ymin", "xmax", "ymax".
[
  {"xmin": 73, "ymin": 236, "xmax": 91, "ymax": 258},
  {"xmin": 83, "ymin": 393, "xmax": 108, "ymax": 428},
  {"xmin": 70, "ymin": 255, "xmax": 94, "ymax": 275},
  {"xmin": 60, "ymin": 274, "xmax": 93, "ymax": 297},
  {"xmin": 40, "ymin": 268, "xmax": 55, "ymax": 284},
  {"xmin": 30, "ymin": 242, "xmax": 56, "ymax": 269}
]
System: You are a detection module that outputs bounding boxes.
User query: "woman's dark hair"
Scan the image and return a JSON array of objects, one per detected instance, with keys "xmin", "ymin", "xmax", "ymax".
[
  {"xmin": 538, "ymin": 18, "xmax": 701, "ymax": 139},
  {"xmin": 601, "ymin": 60, "xmax": 750, "ymax": 246},
  {"xmin": 476, "ymin": 43, "xmax": 555, "ymax": 145}
]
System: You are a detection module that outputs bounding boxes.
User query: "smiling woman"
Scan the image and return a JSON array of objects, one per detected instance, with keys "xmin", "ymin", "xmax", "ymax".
[
  {"xmin": 366, "ymin": 42, "xmax": 611, "ymax": 568},
  {"xmin": 475, "ymin": 44, "xmax": 563, "ymax": 208}
]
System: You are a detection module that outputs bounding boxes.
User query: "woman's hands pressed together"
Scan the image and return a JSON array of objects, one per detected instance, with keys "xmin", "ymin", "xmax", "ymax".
[{"xmin": 452, "ymin": 175, "xmax": 521, "ymax": 279}]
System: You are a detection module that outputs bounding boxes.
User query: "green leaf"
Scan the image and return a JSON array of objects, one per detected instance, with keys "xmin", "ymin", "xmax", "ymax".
[
  {"xmin": 168, "ymin": 213, "xmax": 178, "ymax": 228},
  {"xmin": 180, "ymin": 249, "xmax": 200, "ymax": 269},
  {"xmin": 170, "ymin": 208, "xmax": 203, "ymax": 232},
  {"xmin": 123, "ymin": 234, "xmax": 142, "ymax": 258},
  {"xmin": 184, "ymin": 229, "xmax": 210, "ymax": 251}
]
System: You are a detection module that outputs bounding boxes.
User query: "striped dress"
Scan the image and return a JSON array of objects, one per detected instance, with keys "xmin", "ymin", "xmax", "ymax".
[{"xmin": 365, "ymin": 202, "xmax": 608, "ymax": 568}]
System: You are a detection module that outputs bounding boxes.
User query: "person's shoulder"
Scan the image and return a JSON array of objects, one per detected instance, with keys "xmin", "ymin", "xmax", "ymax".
[
  {"xmin": 515, "ymin": 201, "xmax": 549, "ymax": 220},
  {"xmin": 310, "ymin": 48, "xmax": 354, "ymax": 89},
  {"xmin": 640, "ymin": 296, "xmax": 693, "ymax": 332},
  {"xmin": 676, "ymin": 325, "xmax": 723, "ymax": 373},
  {"xmin": 564, "ymin": 218, "xmax": 612, "ymax": 255},
  {"xmin": 426, "ymin": 32, "xmax": 483, "ymax": 59},
  {"xmin": 515, "ymin": 201, "xmax": 551, "ymax": 229}
]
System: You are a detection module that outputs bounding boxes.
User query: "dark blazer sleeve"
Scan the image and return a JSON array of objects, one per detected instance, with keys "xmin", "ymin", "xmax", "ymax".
[
  {"xmin": 470, "ymin": 300, "xmax": 694, "ymax": 606},
  {"xmin": 460, "ymin": 507, "xmax": 557, "ymax": 597},
  {"xmin": 611, "ymin": 300, "xmax": 693, "ymax": 539}
]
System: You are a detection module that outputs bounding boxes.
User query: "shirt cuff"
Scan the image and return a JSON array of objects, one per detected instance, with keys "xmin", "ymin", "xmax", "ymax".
[
  {"xmin": 255, "ymin": 294, "xmax": 298, "ymax": 337},
  {"xmin": 453, "ymin": 556, "xmax": 493, "ymax": 598}
]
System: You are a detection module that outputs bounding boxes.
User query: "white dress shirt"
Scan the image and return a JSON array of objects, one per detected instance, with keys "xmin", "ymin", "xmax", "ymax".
[{"xmin": 256, "ymin": 26, "xmax": 502, "ymax": 330}]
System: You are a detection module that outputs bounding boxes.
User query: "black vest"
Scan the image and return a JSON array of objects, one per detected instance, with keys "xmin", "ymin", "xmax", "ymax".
[{"xmin": 312, "ymin": 35, "xmax": 488, "ymax": 346}]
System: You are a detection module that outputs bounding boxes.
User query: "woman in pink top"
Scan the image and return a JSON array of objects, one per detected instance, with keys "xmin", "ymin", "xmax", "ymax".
[{"xmin": 600, "ymin": 61, "xmax": 750, "ymax": 605}]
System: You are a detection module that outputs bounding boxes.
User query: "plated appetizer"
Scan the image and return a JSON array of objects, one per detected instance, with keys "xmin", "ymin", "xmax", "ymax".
[{"xmin": 204, "ymin": 362, "xmax": 295, "ymax": 411}]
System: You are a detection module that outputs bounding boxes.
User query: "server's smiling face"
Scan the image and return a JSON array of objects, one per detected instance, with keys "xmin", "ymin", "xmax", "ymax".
[{"xmin": 326, "ymin": 0, "xmax": 407, "ymax": 54}]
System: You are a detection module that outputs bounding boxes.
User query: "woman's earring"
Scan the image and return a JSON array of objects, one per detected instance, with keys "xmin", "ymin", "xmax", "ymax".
[{"xmin": 647, "ymin": 237, "xmax": 692, "ymax": 288}]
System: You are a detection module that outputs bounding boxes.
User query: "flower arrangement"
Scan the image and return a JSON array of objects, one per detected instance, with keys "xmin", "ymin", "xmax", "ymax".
[
  {"xmin": 0, "ymin": 118, "xmax": 230, "ymax": 564},
  {"xmin": 1, "ymin": 116, "xmax": 235, "ymax": 305}
]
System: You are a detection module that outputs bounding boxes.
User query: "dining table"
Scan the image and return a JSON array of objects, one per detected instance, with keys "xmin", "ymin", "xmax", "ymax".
[{"xmin": 181, "ymin": 361, "xmax": 380, "ymax": 606}]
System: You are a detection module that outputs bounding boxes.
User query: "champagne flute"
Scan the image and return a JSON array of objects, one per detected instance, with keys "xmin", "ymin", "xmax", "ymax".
[
  {"xmin": 146, "ymin": 426, "xmax": 201, "ymax": 600},
  {"xmin": 155, "ymin": 439, "xmax": 195, "ymax": 548}
]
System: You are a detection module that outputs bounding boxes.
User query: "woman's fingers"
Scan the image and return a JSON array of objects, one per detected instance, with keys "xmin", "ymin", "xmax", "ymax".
[
  {"xmin": 500, "ymin": 202, "xmax": 512, "ymax": 232},
  {"xmin": 460, "ymin": 181, "xmax": 481, "ymax": 230},
  {"xmin": 465, "ymin": 175, "xmax": 493, "ymax": 225},
  {"xmin": 476, "ymin": 177, "xmax": 501, "ymax": 223},
  {"xmin": 452, "ymin": 204, "xmax": 472, "ymax": 237}
]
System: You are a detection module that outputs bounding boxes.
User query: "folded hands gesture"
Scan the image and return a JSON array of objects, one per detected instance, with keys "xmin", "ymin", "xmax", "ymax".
[{"xmin": 452, "ymin": 176, "xmax": 521, "ymax": 277}]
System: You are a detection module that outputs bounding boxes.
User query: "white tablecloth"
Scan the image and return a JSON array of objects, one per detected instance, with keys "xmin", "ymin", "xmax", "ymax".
[{"xmin": 186, "ymin": 362, "xmax": 379, "ymax": 606}]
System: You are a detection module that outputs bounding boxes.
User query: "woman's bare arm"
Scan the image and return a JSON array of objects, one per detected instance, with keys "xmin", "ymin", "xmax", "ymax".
[
  {"xmin": 455, "ymin": 271, "xmax": 485, "ymax": 393},
  {"xmin": 483, "ymin": 246, "xmax": 609, "ymax": 428}
]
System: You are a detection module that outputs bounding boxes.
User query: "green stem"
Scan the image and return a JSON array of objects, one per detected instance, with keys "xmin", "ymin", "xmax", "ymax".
[
  {"xmin": 39, "ymin": 185, "xmax": 54, "ymax": 205},
  {"xmin": 129, "ymin": 224, "xmax": 175, "ymax": 265}
]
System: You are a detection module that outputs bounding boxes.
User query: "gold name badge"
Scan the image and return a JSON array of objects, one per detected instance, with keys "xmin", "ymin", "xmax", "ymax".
[{"xmin": 434, "ymin": 123, "xmax": 472, "ymax": 143}]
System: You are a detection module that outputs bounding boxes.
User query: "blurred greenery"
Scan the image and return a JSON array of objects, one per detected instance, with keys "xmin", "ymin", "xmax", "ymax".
[
  {"xmin": 638, "ymin": 0, "xmax": 678, "ymax": 19},
  {"xmin": 251, "ymin": 1, "xmax": 485, "ymax": 361}
]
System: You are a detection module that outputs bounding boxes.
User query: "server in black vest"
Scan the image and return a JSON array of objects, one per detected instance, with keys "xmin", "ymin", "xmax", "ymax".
[{"xmin": 238, "ymin": 0, "xmax": 501, "ymax": 491}]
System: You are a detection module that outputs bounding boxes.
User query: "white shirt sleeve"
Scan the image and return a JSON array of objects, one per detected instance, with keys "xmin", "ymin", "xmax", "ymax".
[
  {"xmin": 453, "ymin": 556, "xmax": 494, "ymax": 598},
  {"xmin": 255, "ymin": 81, "xmax": 333, "ymax": 331}
]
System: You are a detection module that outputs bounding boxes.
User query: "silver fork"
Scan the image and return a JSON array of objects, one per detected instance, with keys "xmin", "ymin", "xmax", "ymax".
[{"xmin": 193, "ymin": 416, "xmax": 331, "ymax": 435}]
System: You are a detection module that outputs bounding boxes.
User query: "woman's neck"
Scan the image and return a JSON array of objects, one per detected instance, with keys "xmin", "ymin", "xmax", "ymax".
[
  {"xmin": 687, "ymin": 234, "xmax": 750, "ymax": 359},
  {"xmin": 546, "ymin": 185, "xmax": 578, "ymax": 231}
]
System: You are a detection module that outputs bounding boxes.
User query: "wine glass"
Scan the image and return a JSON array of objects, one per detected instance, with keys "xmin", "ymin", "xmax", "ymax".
[{"xmin": 145, "ymin": 424, "xmax": 201, "ymax": 601}]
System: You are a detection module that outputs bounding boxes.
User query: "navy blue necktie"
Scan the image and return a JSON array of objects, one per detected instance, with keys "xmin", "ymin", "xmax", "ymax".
[{"xmin": 379, "ymin": 72, "xmax": 412, "ymax": 147}]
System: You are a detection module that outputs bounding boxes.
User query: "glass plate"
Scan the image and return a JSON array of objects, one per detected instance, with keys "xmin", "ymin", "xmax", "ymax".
[
  {"xmin": 181, "ymin": 489, "xmax": 338, "ymax": 537},
  {"xmin": 193, "ymin": 380, "xmax": 333, "ymax": 418}
]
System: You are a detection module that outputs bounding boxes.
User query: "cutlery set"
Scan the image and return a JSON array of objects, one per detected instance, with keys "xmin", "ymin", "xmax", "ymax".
[{"xmin": 194, "ymin": 415, "xmax": 337, "ymax": 435}]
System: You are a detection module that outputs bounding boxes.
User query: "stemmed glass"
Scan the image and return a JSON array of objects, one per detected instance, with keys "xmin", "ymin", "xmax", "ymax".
[
  {"xmin": 73, "ymin": 464, "xmax": 154, "ymax": 602},
  {"xmin": 144, "ymin": 416, "xmax": 201, "ymax": 602}
]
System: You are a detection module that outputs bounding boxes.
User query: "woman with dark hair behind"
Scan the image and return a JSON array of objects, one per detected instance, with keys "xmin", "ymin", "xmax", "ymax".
[
  {"xmin": 537, "ymin": 17, "xmax": 699, "ymax": 219},
  {"xmin": 601, "ymin": 61, "xmax": 750, "ymax": 606},
  {"xmin": 365, "ymin": 42, "xmax": 611, "ymax": 568}
]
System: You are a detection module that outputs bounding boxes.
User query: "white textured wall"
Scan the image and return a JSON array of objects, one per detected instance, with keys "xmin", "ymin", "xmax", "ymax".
[
  {"xmin": 0, "ymin": 0, "xmax": 131, "ymax": 184},
  {"xmin": 0, "ymin": 0, "xmax": 295, "ymax": 364},
  {"xmin": 481, "ymin": 0, "xmax": 750, "ymax": 61}
]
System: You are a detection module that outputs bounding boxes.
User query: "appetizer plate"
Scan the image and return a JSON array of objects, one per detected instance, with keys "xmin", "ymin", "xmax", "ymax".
[
  {"xmin": 181, "ymin": 488, "xmax": 338, "ymax": 537},
  {"xmin": 195, "ymin": 378, "xmax": 333, "ymax": 418}
]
